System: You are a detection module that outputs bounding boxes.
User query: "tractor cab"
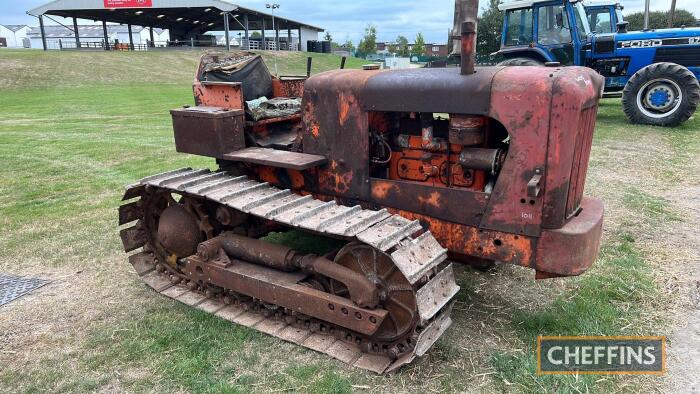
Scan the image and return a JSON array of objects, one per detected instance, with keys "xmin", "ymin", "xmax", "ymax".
[
  {"xmin": 583, "ymin": 0, "xmax": 625, "ymax": 34},
  {"xmin": 496, "ymin": 0, "xmax": 592, "ymax": 66},
  {"xmin": 494, "ymin": 0, "xmax": 700, "ymax": 127}
]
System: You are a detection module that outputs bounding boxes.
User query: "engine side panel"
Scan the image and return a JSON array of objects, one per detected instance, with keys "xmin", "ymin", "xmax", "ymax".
[{"xmin": 301, "ymin": 70, "xmax": 376, "ymax": 200}]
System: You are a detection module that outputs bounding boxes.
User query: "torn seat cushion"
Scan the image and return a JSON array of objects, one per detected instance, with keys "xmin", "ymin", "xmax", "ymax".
[{"xmin": 247, "ymin": 97, "xmax": 302, "ymax": 121}]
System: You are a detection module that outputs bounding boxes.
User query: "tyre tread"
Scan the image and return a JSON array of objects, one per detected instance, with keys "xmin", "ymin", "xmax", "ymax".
[{"xmin": 622, "ymin": 62, "xmax": 700, "ymax": 127}]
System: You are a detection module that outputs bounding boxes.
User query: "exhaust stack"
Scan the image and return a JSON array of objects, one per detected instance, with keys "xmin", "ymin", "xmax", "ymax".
[{"xmin": 452, "ymin": 0, "xmax": 479, "ymax": 75}]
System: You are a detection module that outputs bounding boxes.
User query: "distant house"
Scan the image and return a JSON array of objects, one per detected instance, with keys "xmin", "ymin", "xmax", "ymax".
[
  {"xmin": 0, "ymin": 24, "xmax": 31, "ymax": 48},
  {"xmin": 26, "ymin": 25, "xmax": 169, "ymax": 49},
  {"xmin": 425, "ymin": 44, "xmax": 448, "ymax": 57}
]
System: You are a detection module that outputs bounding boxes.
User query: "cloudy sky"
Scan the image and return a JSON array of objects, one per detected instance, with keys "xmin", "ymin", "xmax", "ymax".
[{"xmin": 3, "ymin": 0, "xmax": 699, "ymax": 44}]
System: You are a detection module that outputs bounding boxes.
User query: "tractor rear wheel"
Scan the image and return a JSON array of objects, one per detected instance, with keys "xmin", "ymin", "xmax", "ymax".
[
  {"xmin": 622, "ymin": 62, "xmax": 700, "ymax": 127},
  {"xmin": 497, "ymin": 57, "xmax": 544, "ymax": 66}
]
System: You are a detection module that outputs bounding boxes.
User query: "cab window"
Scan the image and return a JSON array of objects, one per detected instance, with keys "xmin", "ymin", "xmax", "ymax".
[
  {"xmin": 574, "ymin": 2, "xmax": 591, "ymax": 40},
  {"xmin": 537, "ymin": 4, "xmax": 572, "ymax": 45},
  {"xmin": 587, "ymin": 8, "xmax": 613, "ymax": 33},
  {"xmin": 505, "ymin": 8, "xmax": 533, "ymax": 46}
]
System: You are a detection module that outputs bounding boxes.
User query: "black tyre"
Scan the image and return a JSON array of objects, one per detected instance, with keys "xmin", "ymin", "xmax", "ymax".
[
  {"xmin": 497, "ymin": 57, "xmax": 544, "ymax": 66},
  {"xmin": 622, "ymin": 62, "xmax": 700, "ymax": 127}
]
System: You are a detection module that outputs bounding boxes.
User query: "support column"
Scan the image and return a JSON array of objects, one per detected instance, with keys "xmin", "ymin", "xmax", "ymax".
[
  {"xmin": 243, "ymin": 14, "xmax": 249, "ymax": 49},
  {"xmin": 149, "ymin": 27, "xmax": 155, "ymax": 47},
  {"xmin": 223, "ymin": 13, "xmax": 230, "ymax": 51},
  {"xmin": 73, "ymin": 17, "xmax": 80, "ymax": 49},
  {"xmin": 298, "ymin": 27, "xmax": 302, "ymax": 51},
  {"xmin": 127, "ymin": 23, "xmax": 134, "ymax": 50},
  {"xmin": 261, "ymin": 19, "xmax": 266, "ymax": 50},
  {"xmin": 287, "ymin": 28, "xmax": 291, "ymax": 51},
  {"xmin": 102, "ymin": 20, "xmax": 110, "ymax": 50},
  {"xmin": 275, "ymin": 24, "xmax": 280, "ymax": 51},
  {"xmin": 38, "ymin": 15, "xmax": 47, "ymax": 51}
]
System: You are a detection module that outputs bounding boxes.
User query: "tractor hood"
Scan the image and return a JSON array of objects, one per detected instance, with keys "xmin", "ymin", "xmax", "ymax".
[{"xmin": 615, "ymin": 27, "xmax": 700, "ymax": 42}]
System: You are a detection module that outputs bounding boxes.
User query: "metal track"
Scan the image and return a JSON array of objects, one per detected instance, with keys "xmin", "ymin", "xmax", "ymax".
[{"xmin": 119, "ymin": 168, "xmax": 459, "ymax": 373}]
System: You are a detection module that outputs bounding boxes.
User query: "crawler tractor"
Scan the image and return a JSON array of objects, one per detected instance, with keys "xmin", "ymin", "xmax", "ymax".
[{"xmin": 118, "ymin": 0, "xmax": 604, "ymax": 373}]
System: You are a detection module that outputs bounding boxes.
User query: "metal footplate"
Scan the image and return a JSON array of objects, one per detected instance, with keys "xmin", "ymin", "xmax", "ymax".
[{"xmin": 119, "ymin": 168, "xmax": 460, "ymax": 373}]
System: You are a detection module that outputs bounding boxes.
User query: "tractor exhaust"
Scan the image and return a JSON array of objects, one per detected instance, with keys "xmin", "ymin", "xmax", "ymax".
[{"xmin": 453, "ymin": 0, "xmax": 479, "ymax": 75}]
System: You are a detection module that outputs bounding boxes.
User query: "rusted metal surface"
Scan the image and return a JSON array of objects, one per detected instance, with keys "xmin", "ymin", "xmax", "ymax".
[
  {"xmin": 272, "ymin": 77, "xmax": 306, "ymax": 98},
  {"xmin": 415, "ymin": 264, "xmax": 459, "ymax": 324},
  {"xmin": 475, "ymin": 66, "xmax": 603, "ymax": 239},
  {"xmin": 204, "ymin": 232, "xmax": 381, "ymax": 308},
  {"xmin": 298, "ymin": 255, "xmax": 380, "ymax": 308},
  {"xmin": 120, "ymin": 170, "xmax": 456, "ymax": 367},
  {"xmin": 158, "ymin": 204, "xmax": 203, "ymax": 258},
  {"xmin": 171, "ymin": 106, "xmax": 245, "ymax": 159},
  {"xmin": 361, "ymin": 67, "xmax": 498, "ymax": 114},
  {"xmin": 193, "ymin": 82, "xmax": 245, "ymax": 109},
  {"xmin": 385, "ymin": 208, "xmax": 537, "ymax": 268},
  {"xmin": 535, "ymin": 197, "xmax": 604, "ymax": 276},
  {"xmin": 460, "ymin": 20, "xmax": 477, "ymax": 75},
  {"xmin": 389, "ymin": 232, "xmax": 449, "ymax": 284},
  {"xmin": 223, "ymin": 147, "xmax": 327, "ymax": 170},
  {"xmin": 118, "ymin": 201, "xmax": 141, "ymax": 225},
  {"xmin": 449, "ymin": 115, "xmax": 486, "ymax": 145},
  {"xmin": 117, "ymin": 24, "xmax": 610, "ymax": 373},
  {"xmin": 458, "ymin": 148, "xmax": 504, "ymax": 174},
  {"xmin": 130, "ymin": 249, "xmax": 397, "ymax": 373},
  {"xmin": 371, "ymin": 179, "xmax": 489, "ymax": 226},
  {"xmin": 540, "ymin": 70, "xmax": 603, "ymax": 228},
  {"xmin": 302, "ymin": 70, "xmax": 376, "ymax": 200},
  {"xmin": 185, "ymin": 256, "xmax": 387, "ymax": 336},
  {"xmin": 119, "ymin": 224, "xmax": 146, "ymax": 253}
]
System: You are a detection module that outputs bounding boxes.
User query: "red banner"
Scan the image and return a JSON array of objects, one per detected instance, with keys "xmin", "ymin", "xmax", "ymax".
[{"xmin": 104, "ymin": 0, "xmax": 153, "ymax": 8}]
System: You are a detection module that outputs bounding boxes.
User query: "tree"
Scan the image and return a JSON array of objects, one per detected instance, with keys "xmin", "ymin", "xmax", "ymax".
[
  {"xmin": 396, "ymin": 35, "xmax": 410, "ymax": 57},
  {"xmin": 624, "ymin": 9, "xmax": 696, "ymax": 31},
  {"xmin": 250, "ymin": 31, "xmax": 262, "ymax": 39},
  {"xmin": 387, "ymin": 43, "xmax": 397, "ymax": 54},
  {"xmin": 357, "ymin": 24, "xmax": 378, "ymax": 57},
  {"xmin": 412, "ymin": 33, "xmax": 425, "ymax": 56},
  {"xmin": 343, "ymin": 36, "xmax": 355, "ymax": 52},
  {"xmin": 323, "ymin": 31, "xmax": 333, "ymax": 43},
  {"xmin": 476, "ymin": 0, "xmax": 503, "ymax": 61}
]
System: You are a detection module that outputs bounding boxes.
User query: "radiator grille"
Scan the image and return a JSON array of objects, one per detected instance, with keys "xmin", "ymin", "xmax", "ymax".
[
  {"xmin": 653, "ymin": 47, "xmax": 700, "ymax": 67},
  {"xmin": 565, "ymin": 106, "xmax": 597, "ymax": 218}
]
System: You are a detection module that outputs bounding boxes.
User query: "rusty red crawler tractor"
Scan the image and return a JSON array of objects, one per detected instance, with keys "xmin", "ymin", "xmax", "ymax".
[{"xmin": 118, "ymin": 0, "xmax": 604, "ymax": 373}]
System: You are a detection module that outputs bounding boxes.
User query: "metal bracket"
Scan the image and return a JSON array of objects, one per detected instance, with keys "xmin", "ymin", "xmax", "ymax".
[{"xmin": 527, "ymin": 171, "xmax": 542, "ymax": 198}]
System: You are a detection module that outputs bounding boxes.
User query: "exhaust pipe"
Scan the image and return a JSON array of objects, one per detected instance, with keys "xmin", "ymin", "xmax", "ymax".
[
  {"xmin": 460, "ymin": 20, "xmax": 477, "ymax": 75},
  {"xmin": 452, "ymin": 0, "xmax": 479, "ymax": 75}
]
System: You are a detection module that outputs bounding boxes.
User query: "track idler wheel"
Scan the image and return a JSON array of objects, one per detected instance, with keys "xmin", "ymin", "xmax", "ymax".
[{"xmin": 157, "ymin": 204, "xmax": 204, "ymax": 258}]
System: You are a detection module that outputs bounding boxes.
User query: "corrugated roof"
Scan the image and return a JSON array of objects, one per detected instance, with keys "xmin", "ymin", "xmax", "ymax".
[
  {"xmin": 27, "ymin": 0, "xmax": 323, "ymax": 31},
  {"xmin": 1, "ymin": 24, "xmax": 30, "ymax": 32}
]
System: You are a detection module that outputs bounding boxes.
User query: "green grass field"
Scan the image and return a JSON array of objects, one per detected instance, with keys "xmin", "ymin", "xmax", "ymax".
[{"xmin": 0, "ymin": 49, "xmax": 698, "ymax": 393}]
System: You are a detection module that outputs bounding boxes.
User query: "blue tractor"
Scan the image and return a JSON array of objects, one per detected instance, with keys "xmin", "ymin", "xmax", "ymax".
[
  {"xmin": 583, "ymin": 0, "xmax": 625, "ymax": 34},
  {"xmin": 494, "ymin": 0, "xmax": 700, "ymax": 127}
]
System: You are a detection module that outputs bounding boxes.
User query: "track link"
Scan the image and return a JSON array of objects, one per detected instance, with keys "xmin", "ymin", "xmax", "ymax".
[{"xmin": 119, "ymin": 168, "xmax": 459, "ymax": 373}]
